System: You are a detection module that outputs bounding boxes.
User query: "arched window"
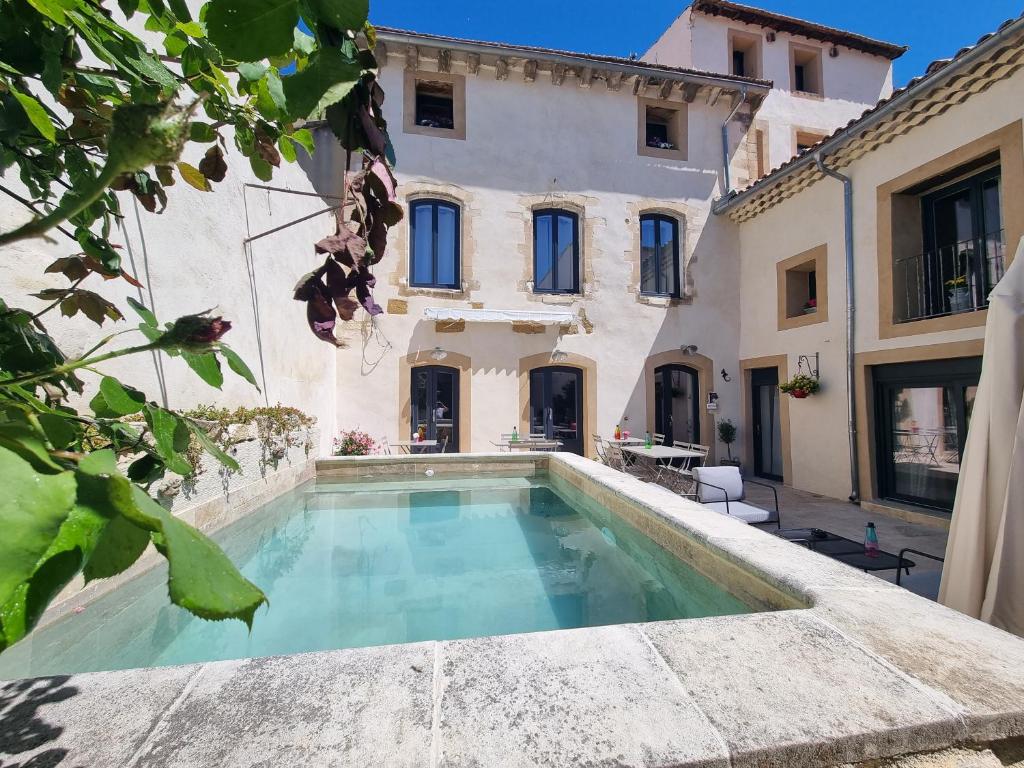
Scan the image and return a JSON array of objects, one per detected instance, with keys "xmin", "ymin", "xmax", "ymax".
[
  {"xmin": 533, "ymin": 208, "xmax": 579, "ymax": 294},
  {"xmin": 640, "ymin": 214, "xmax": 680, "ymax": 297},
  {"xmin": 410, "ymin": 199, "xmax": 460, "ymax": 289}
]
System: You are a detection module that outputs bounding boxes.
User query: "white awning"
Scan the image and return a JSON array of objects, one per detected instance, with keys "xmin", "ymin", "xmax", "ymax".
[{"xmin": 423, "ymin": 307, "xmax": 576, "ymax": 325}]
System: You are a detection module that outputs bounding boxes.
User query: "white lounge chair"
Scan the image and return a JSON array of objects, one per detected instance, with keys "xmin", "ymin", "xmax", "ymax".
[{"xmin": 692, "ymin": 466, "xmax": 781, "ymax": 528}]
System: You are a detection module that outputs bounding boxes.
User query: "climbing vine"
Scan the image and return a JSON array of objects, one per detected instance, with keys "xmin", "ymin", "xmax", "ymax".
[{"xmin": 0, "ymin": 0, "xmax": 397, "ymax": 652}]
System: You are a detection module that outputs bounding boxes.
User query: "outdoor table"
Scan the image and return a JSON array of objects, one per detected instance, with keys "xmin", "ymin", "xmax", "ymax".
[
  {"xmin": 605, "ymin": 437, "xmax": 644, "ymax": 446},
  {"xmin": 622, "ymin": 445, "xmax": 702, "ymax": 483},
  {"xmin": 490, "ymin": 439, "xmax": 562, "ymax": 452},
  {"xmin": 391, "ymin": 440, "xmax": 439, "ymax": 454},
  {"xmin": 776, "ymin": 527, "xmax": 917, "ymax": 574}
]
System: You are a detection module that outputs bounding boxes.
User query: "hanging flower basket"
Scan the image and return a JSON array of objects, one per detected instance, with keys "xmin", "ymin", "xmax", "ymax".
[{"xmin": 779, "ymin": 373, "xmax": 820, "ymax": 399}]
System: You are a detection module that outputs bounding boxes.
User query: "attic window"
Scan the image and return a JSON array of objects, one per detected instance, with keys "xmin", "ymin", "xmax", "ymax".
[
  {"xmin": 638, "ymin": 100, "xmax": 687, "ymax": 160},
  {"xmin": 791, "ymin": 44, "xmax": 823, "ymax": 95},
  {"xmin": 415, "ymin": 80, "xmax": 454, "ymax": 129},
  {"xmin": 795, "ymin": 129, "xmax": 828, "ymax": 155},
  {"xmin": 728, "ymin": 30, "xmax": 761, "ymax": 79}
]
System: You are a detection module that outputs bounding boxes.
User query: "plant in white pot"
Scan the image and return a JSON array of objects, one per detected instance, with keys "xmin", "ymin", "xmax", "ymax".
[{"xmin": 945, "ymin": 275, "xmax": 972, "ymax": 313}]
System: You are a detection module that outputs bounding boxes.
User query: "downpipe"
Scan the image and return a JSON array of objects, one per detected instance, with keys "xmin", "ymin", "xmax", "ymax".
[
  {"xmin": 720, "ymin": 86, "xmax": 748, "ymax": 193},
  {"xmin": 815, "ymin": 153, "xmax": 861, "ymax": 503}
]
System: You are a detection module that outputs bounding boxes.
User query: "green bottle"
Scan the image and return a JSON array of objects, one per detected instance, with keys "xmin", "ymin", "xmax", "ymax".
[{"xmin": 511, "ymin": 426, "xmax": 519, "ymax": 442}]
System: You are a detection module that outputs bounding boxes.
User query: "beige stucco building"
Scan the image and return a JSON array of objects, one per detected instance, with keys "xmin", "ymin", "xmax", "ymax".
[{"xmin": 1, "ymin": 0, "xmax": 1020, "ymax": 526}]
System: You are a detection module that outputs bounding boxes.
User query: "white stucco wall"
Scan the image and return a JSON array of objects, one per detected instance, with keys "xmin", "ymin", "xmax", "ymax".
[
  {"xmin": 735, "ymin": 67, "xmax": 1024, "ymax": 498},
  {"xmin": 0, "ymin": 131, "xmax": 340, "ymax": 454},
  {"xmin": 330, "ymin": 56, "xmax": 748, "ymax": 456}
]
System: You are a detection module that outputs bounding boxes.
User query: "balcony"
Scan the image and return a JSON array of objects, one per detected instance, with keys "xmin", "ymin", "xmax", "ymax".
[{"xmin": 893, "ymin": 230, "xmax": 1005, "ymax": 323}]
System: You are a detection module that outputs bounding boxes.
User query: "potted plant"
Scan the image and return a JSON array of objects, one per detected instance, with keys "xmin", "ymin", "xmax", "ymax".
[
  {"xmin": 779, "ymin": 373, "xmax": 820, "ymax": 399},
  {"xmin": 945, "ymin": 275, "xmax": 972, "ymax": 313},
  {"xmin": 333, "ymin": 430, "xmax": 377, "ymax": 456},
  {"xmin": 717, "ymin": 419, "xmax": 741, "ymax": 467},
  {"xmin": 803, "ymin": 298, "xmax": 817, "ymax": 314}
]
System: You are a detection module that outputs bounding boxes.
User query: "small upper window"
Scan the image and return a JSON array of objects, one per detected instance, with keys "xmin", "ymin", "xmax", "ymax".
[
  {"xmin": 791, "ymin": 44, "xmax": 823, "ymax": 95},
  {"xmin": 639, "ymin": 99, "xmax": 687, "ymax": 159},
  {"xmin": 729, "ymin": 30, "xmax": 760, "ymax": 79},
  {"xmin": 533, "ymin": 209, "xmax": 579, "ymax": 294},
  {"xmin": 410, "ymin": 199, "xmax": 460, "ymax": 290},
  {"xmin": 415, "ymin": 80, "xmax": 454, "ymax": 129},
  {"xmin": 640, "ymin": 214, "xmax": 680, "ymax": 297},
  {"xmin": 795, "ymin": 129, "xmax": 828, "ymax": 155}
]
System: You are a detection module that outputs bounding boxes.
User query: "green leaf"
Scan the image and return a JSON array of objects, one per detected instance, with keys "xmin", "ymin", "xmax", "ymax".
[
  {"xmin": 0, "ymin": 446, "xmax": 77, "ymax": 610},
  {"xmin": 127, "ymin": 486, "xmax": 267, "ymax": 626},
  {"xmin": 189, "ymin": 122, "xmax": 217, "ymax": 142},
  {"xmin": 25, "ymin": 0, "xmax": 69, "ymax": 25},
  {"xmin": 181, "ymin": 351, "xmax": 224, "ymax": 388},
  {"xmin": 10, "ymin": 86, "xmax": 56, "ymax": 143},
  {"xmin": 278, "ymin": 135, "xmax": 296, "ymax": 163},
  {"xmin": 248, "ymin": 153, "xmax": 273, "ymax": 181},
  {"xmin": 99, "ymin": 376, "xmax": 147, "ymax": 416},
  {"xmin": 144, "ymin": 405, "xmax": 192, "ymax": 475},
  {"xmin": 84, "ymin": 513, "xmax": 150, "ymax": 582},
  {"xmin": 236, "ymin": 61, "xmax": 268, "ymax": 81},
  {"xmin": 206, "ymin": 0, "xmax": 298, "ymax": 61},
  {"xmin": 219, "ymin": 343, "xmax": 260, "ymax": 389},
  {"xmin": 292, "ymin": 27, "xmax": 315, "ymax": 55},
  {"xmin": 127, "ymin": 296, "xmax": 158, "ymax": 327},
  {"xmin": 176, "ymin": 161, "xmax": 211, "ymax": 191},
  {"xmin": 0, "ymin": 419, "xmax": 63, "ymax": 473},
  {"xmin": 288, "ymin": 127, "xmax": 315, "ymax": 155},
  {"xmin": 282, "ymin": 47, "xmax": 361, "ymax": 120},
  {"xmin": 305, "ymin": 0, "xmax": 367, "ymax": 32},
  {"xmin": 37, "ymin": 413, "xmax": 78, "ymax": 450},
  {"xmin": 76, "ymin": 229, "xmax": 121, "ymax": 273},
  {"xmin": 187, "ymin": 420, "xmax": 239, "ymax": 471}
]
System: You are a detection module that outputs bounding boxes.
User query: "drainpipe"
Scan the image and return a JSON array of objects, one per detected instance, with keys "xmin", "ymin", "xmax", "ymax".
[
  {"xmin": 720, "ymin": 86, "xmax": 748, "ymax": 193},
  {"xmin": 815, "ymin": 153, "xmax": 860, "ymax": 503}
]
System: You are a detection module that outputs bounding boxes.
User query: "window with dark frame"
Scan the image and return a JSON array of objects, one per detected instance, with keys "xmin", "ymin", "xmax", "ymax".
[
  {"xmin": 791, "ymin": 45, "xmax": 822, "ymax": 95},
  {"xmin": 645, "ymin": 106, "xmax": 678, "ymax": 150},
  {"xmin": 533, "ymin": 209, "xmax": 579, "ymax": 294},
  {"xmin": 415, "ymin": 80, "xmax": 455, "ymax": 130},
  {"xmin": 410, "ymin": 199, "xmax": 460, "ymax": 290},
  {"xmin": 639, "ymin": 214, "xmax": 680, "ymax": 297},
  {"xmin": 732, "ymin": 50, "xmax": 746, "ymax": 77},
  {"xmin": 794, "ymin": 64, "xmax": 807, "ymax": 92}
]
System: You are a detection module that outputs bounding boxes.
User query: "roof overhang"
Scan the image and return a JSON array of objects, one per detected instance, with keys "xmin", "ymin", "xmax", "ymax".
[
  {"xmin": 376, "ymin": 27, "xmax": 771, "ymax": 107},
  {"xmin": 713, "ymin": 12, "xmax": 1024, "ymax": 223}
]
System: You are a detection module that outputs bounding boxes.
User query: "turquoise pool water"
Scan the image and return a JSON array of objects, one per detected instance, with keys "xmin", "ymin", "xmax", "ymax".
[{"xmin": 1, "ymin": 474, "xmax": 752, "ymax": 679}]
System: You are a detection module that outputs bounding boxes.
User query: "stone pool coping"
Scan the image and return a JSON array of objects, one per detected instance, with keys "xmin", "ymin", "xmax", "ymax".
[{"xmin": 3, "ymin": 452, "xmax": 1024, "ymax": 768}]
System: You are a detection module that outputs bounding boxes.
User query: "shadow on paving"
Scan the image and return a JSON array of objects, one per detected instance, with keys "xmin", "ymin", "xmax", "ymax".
[{"xmin": 0, "ymin": 677, "xmax": 78, "ymax": 768}]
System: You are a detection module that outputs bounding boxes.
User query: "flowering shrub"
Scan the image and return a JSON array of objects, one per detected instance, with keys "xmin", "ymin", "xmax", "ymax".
[
  {"xmin": 334, "ymin": 430, "xmax": 376, "ymax": 456},
  {"xmin": 779, "ymin": 373, "xmax": 821, "ymax": 396}
]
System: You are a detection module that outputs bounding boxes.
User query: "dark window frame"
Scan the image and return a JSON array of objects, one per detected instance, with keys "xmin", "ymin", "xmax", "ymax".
[
  {"xmin": 409, "ymin": 199, "xmax": 461, "ymax": 290},
  {"xmin": 639, "ymin": 213, "xmax": 681, "ymax": 298},
  {"xmin": 532, "ymin": 208, "xmax": 580, "ymax": 294},
  {"xmin": 414, "ymin": 83, "xmax": 455, "ymax": 130}
]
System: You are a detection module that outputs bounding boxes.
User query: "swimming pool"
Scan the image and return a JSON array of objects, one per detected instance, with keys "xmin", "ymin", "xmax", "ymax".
[{"xmin": 1, "ymin": 472, "xmax": 753, "ymax": 679}]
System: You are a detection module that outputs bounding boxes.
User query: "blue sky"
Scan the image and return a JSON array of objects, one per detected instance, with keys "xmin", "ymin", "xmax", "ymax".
[{"xmin": 370, "ymin": 1, "xmax": 1022, "ymax": 85}]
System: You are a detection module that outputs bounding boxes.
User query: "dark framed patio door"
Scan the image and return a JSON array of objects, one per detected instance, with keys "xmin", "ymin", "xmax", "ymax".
[
  {"xmin": 751, "ymin": 367, "xmax": 783, "ymax": 481},
  {"xmin": 874, "ymin": 358, "xmax": 980, "ymax": 512},
  {"xmin": 411, "ymin": 365, "xmax": 459, "ymax": 452},
  {"xmin": 653, "ymin": 364, "xmax": 700, "ymax": 446},
  {"xmin": 529, "ymin": 366, "xmax": 583, "ymax": 455}
]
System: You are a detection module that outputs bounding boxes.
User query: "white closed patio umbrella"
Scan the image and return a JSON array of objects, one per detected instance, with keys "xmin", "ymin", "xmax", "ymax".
[{"xmin": 939, "ymin": 236, "xmax": 1024, "ymax": 637}]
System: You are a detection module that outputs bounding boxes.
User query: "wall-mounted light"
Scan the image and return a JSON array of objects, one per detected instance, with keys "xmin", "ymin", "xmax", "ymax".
[
  {"xmin": 828, "ymin": 45, "xmax": 839, "ymax": 58},
  {"xmin": 430, "ymin": 346, "xmax": 448, "ymax": 361},
  {"xmin": 551, "ymin": 350, "xmax": 569, "ymax": 363},
  {"xmin": 680, "ymin": 344, "xmax": 699, "ymax": 356},
  {"xmin": 765, "ymin": 30, "xmax": 777, "ymax": 43},
  {"xmin": 721, "ymin": 369, "xmax": 732, "ymax": 382}
]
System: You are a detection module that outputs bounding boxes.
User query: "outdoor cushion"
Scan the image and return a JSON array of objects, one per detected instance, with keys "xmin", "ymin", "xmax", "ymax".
[
  {"xmin": 693, "ymin": 466, "xmax": 744, "ymax": 503},
  {"xmin": 705, "ymin": 500, "xmax": 771, "ymax": 524}
]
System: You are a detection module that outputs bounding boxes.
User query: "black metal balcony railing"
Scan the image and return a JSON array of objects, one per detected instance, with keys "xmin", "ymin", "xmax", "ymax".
[{"xmin": 893, "ymin": 230, "xmax": 1005, "ymax": 324}]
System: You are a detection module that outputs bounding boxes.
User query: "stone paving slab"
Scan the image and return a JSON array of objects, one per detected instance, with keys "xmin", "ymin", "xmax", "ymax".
[
  {"xmin": 0, "ymin": 664, "xmax": 199, "ymax": 767},
  {"xmin": 435, "ymin": 624, "xmax": 729, "ymax": 768},
  {"xmin": 643, "ymin": 612, "xmax": 965, "ymax": 768},
  {"xmin": 132, "ymin": 644, "xmax": 436, "ymax": 768}
]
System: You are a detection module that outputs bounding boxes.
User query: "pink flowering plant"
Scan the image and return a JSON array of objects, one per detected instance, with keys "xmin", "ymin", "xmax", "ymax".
[{"xmin": 333, "ymin": 430, "xmax": 376, "ymax": 456}]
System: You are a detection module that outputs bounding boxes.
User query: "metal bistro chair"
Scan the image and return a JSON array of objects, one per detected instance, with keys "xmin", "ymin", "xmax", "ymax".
[
  {"xmin": 653, "ymin": 432, "xmax": 666, "ymax": 446},
  {"xmin": 498, "ymin": 433, "xmax": 517, "ymax": 452},
  {"xmin": 379, "ymin": 436, "xmax": 392, "ymax": 455},
  {"xmin": 437, "ymin": 434, "xmax": 450, "ymax": 454},
  {"xmin": 896, "ymin": 548, "xmax": 945, "ymax": 601},
  {"xmin": 691, "ymin": 466, "xmax": 782, "ymax": 529}
]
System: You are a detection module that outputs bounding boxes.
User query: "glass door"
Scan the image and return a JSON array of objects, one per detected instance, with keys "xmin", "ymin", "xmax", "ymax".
[
  {"xmin": 751, "ymin": 367, "xmax": 783, "ymax": 481},
  {"xmin": 874, "ymin": 358, "xmax": 981, "ymax": 512},
  {"xmin": 529, "ymin": 367, "xmax": 583, "ymax": 455},
  {"xmin": 411, "ymin": 366, "xmax": 459, "ymax": 452},
  {"xmin": 653, "ymin": 365, "xmax": 700, "ymax": 446}
]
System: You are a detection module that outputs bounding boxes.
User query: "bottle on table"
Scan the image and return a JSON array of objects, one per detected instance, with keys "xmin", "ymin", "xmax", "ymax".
[
  {"xmin": 864, "ymin": 522, "xmax": 880, "ymax": 558},
  {"xmin": 614, "ymin": 424, "xmax": 622, "ymax": 440},
  {"xmin": 644, "ymin": 431, "xmax": 652, "ymax": 449},
  {"xmin": 511, "ymin": 426, "xmax": 519, "ymax": 442}
]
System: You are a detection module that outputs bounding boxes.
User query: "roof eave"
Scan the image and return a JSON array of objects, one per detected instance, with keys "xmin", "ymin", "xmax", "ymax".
[{"xmin": 712, "ymin": 13, "xmax": 1024, "ymax": 217}]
